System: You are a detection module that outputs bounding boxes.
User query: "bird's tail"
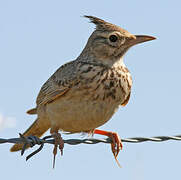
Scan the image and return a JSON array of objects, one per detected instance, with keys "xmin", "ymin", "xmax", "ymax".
[{"xmin": 10, "ymin": 117, "xmax": 50, "ymax": 152}]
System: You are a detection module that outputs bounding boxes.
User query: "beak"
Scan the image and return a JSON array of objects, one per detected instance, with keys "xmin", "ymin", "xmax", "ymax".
[{"xmin": 127, "ymin": 35, "xmax": 156, "ymax": 47}]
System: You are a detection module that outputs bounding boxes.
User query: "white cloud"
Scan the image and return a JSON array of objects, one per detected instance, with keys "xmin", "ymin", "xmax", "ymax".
[{"xmin": 0, "ymin": 113, "xmax": 16, "ymax": 131}]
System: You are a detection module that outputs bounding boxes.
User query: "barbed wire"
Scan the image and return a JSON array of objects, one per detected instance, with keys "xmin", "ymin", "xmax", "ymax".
[{"xmin": 1, "ymin": 134, "xmax": 181, "ymax": 161}]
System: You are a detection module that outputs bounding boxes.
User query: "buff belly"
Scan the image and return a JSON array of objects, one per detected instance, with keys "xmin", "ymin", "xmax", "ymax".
[{"xmin": 46, "ymin": 94, "xmax": 120, "ymax": 133}]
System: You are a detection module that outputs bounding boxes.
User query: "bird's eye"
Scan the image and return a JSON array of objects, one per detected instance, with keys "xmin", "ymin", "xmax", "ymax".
[{"xmin": 109, "ymin": 35, "xmax": 118, "ymax": 42}]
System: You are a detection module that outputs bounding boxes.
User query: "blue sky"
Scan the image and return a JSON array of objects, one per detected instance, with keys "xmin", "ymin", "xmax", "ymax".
[{"xmin": 0, "ymin": 1, "xmax": 181, "ymax": 180}]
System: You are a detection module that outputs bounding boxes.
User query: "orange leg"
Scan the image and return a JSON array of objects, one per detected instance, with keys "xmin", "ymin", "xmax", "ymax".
[{"xmin": 94, "ymin": 129, "xmax": 122, "ymax": 167}]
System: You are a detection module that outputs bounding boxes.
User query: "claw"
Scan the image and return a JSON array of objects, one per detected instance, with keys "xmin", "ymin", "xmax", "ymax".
[
  {"xmin": 51, "ymin": 132, "xmax": 64, "ymax": 168},
  {"xmin": 109, "ymin": 132, "xmax": 122, "ymax": 167},
  {"xmin": 93, "ymin": 129, "xmax": 122, "ymax": 167}
]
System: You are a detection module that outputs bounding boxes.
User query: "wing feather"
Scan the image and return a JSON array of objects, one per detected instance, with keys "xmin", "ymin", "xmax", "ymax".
[{"xmin": 36, "ymin": 60, "xmax": 78, "ymax": 106}]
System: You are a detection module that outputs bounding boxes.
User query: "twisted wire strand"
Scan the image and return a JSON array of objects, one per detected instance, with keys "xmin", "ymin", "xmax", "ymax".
[
  {"xmin": 1, "ymin": 134, "xmax": 181, "ymax": 161},
  {"xmin": 1, "ymin": 134, "xmax": 181, "ymax": 145}
]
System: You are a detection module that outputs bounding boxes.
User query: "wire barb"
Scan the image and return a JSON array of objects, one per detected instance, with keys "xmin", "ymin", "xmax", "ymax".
[{"xmin": 1, "ymin": 134, "xmax": 181, "ymax": 161}]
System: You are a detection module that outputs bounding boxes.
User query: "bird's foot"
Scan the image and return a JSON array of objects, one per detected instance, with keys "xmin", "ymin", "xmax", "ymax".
[
  {"xmin": 94, "ymin": 129, "xmax": 122, "ymax": 167},
  {"xmin": 51, "ymin": 132, "xmax": 64, "ymax": 168}
]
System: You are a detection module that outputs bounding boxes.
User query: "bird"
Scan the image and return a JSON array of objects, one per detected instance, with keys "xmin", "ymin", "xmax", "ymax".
[{"xmin": 10, "ymin": 15, "xmax": 155, "ymax": 166}]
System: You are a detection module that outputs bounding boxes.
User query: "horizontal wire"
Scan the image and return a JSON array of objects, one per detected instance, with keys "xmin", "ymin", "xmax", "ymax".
[
  {"xmin": 1, "ymin": 134, "xmax": 181, "ymax": 162},
  {"xmin": 1, "ymin": 134, "xmax": 181, "ymax": 145}
]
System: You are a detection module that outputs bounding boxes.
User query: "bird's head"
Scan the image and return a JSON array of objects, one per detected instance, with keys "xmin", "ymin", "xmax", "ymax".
[{"xmin": 81, "ymin": 16, "xmax": 156, "ymax": 66}]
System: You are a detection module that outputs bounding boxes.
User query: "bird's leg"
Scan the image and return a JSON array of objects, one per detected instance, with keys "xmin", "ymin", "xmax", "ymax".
[
  {"xmin": 93, "ymin": 129, "xmax": 122, "ymax": 167},
  {"xmin": 51, "ymin": 130, "xmax": 64, "ymax": 168}
]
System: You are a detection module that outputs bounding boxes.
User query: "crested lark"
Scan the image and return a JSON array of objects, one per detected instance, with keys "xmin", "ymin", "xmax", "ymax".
[{"xmin": 10, "ymin": 16, "xmax": 155, "ymax": 165}]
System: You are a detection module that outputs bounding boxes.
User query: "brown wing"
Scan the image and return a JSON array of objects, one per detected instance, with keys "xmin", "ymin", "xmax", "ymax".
[
  {"xmin": 121, "ymin": 93, "xmax": 131, "ymax": 106},
  {"xmin": 37, "ymin": 87, "xmax": 70, "ymax": 105},
  {"xmin": 26, "ymin": 87, "xmax": 70, "ymax": 114},
  {"xmin": 35, "ymin": 60, "xmax": 78, "ymax": 107}
]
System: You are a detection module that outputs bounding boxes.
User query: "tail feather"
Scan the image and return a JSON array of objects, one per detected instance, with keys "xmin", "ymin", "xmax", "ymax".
[
  {"xmin": 26, "ymin": 108, "xmax": 37, "ymax": 115},
  {"xmin": 10, "ymin": 118, "xmax": 50, "ymax": 152}
]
